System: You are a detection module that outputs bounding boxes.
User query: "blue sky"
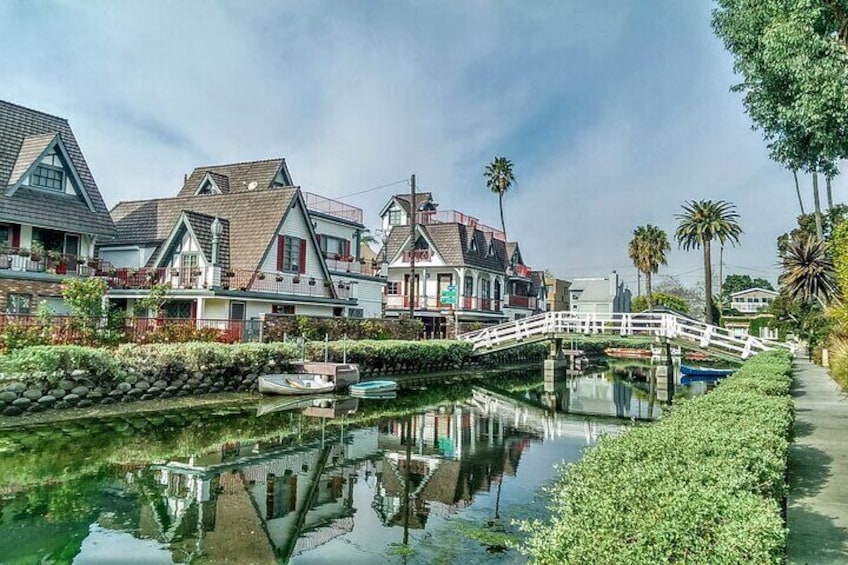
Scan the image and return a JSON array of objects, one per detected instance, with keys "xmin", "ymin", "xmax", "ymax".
[{"xmin": 0, "ymin": 0, "xmax": 813, "ymax": 290}]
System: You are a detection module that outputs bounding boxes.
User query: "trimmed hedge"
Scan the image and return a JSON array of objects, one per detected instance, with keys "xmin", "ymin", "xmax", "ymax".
[
  {"xmin": 304, "ymin": 339, "xmax": 473, "ymax": 376},
  {"xmin": 521, "ymin": 351, "xmax": 794, "ymax": 564}
]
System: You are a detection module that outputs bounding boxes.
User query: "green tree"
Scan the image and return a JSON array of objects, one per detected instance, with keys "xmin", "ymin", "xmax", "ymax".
[
  {"xmin": 778, "ymin": 204, "xmax": 848, "ymax": 256},
  {"xmin": 712, "ymin": 1, "xmax": 848, "ymax": 239},
  {"xmin": 627, "ymin": 224, "xmax": 670, "ymax": 311},
  {"xmin": 484, "ymin": 156, "xmax": 515, "ymax": 241},
  {"xmin": 779, "ymin": 236, "xmax": 839, "ymax": 307},
  {"xmin": 675, "ymin": 200, "xmax": 743, "ymax": 325},
  {"xmin": 631, "ymin": 292, "xmax": 689, "ymax": 314}
]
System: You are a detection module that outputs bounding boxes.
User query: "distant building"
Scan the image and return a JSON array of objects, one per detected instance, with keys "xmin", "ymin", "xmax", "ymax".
[
  {"xmin": 569, "ymin": 271, "xmax": 631, "ymax": 314},
  {"xmin": 729, "ymin": 287, "xmax": 778, "ymax": 315},
  {"xmin": 544, "ymin": 274, "xmax": 571, "ymax": 312}
]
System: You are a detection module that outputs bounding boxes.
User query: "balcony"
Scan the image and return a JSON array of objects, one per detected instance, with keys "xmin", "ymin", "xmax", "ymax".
[
  {"xmin": 106, "ymin": 267, "xmax": 351, "ymax": 300},
  {"xmin": 0, "ymin": 248, "xmax": 99, "ymax": 277},
  {"xmin": 304, "ymin": 192, "xmax": 364, "ymax": 224},
  {"xmin": 386, "ymin": 295, "xmax": 501, "ymax": 313},
  {"xmin": 508, "ymin": 264, "xmax": 532, "ymax": 279},
  {"xmin": 506, "ymin": 295, "xmax": 537, "ymax": 309},
  {"xmin": 324, "ymin": 256, "xmax": 362, "ymax": 274},
  {"xmin": 414, "ymin": 210, "xmax": 505, "ymax": 241}
]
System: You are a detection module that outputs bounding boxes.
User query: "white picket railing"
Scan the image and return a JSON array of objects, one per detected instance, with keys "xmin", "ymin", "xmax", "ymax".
[{"xmin": 458, "ymin": 311, "xmax": 786, "ymax": 360}]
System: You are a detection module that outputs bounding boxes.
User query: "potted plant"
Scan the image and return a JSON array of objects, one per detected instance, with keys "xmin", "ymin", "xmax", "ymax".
[
  {"xmin": 171, "ymin": 267, "xmax": 180, "ymax": 277},
  {"xmin": 191, "ymin": 267, "xmax": 202, "ymax": 277},
  {"xmin": 55, "ymin": 260, "xmax": 68, "ymax": 275},
  {"xmin": 29, "ymin": 243, "xmax": 43, "ymax": 262},
  {"xmin": 308, "ymin": 278, "xmax": 316, "ymax": 286},
  {"xmin": 257, "ymin": 272, "xmax": 266, "ymax": 280},
  {"xmin": 16, "ymin": 248, "xmax": 28, "ymax": 258},
  {"xmin": 293, "ymin": 275, "xmax": 301, "ymax": 284},
  {"xmin": 275, "ymin": 273, "xmax": 284, "ymax": 282},
  {"xmin": 324, "ymin": 280, "xmax": 333, "ymax": 288},
  {"xmin": 225, "ymin": 270, "xmax": 235, "ymax": 278}
]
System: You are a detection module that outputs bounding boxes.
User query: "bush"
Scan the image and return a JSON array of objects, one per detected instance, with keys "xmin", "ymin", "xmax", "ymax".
[
  {"xmin": 304, "ymin": 339, "xmax": 473, "ymax": 375},
  {"xmin": 520, "ymin": 351, "xmax": 793, "ymax": 564},
  {"xmin": 264, "ymin": 315, "xmax": 424, "ymax": 341}
]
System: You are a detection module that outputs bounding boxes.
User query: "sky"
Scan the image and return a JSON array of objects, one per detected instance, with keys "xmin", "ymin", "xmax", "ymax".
[{"xmin": 0, "ymin": 0, "xmax": 817, "ymax": 291}]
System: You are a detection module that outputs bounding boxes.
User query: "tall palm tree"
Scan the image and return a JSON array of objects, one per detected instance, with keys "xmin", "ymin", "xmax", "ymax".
[
  {"xmin": 779, "ymin": 236, "xmax": 839, "ymax": 307},
  {"xmin": 628, "ymin": 224, "xmax": 670, "ymax": 311},
  {"xmin": 675, "ymin": 200, "xmax": 742, "ymax": 325},
  {"xmin": 484, "ymin": 157, "xmax": 515, "ymax": 241}
]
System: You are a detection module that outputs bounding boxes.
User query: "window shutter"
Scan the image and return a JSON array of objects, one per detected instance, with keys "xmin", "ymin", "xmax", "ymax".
[
  {"xmin": 299, "ymin": 238, "xmax": 306, "ymax": 274},
  {"xmin": 276, "ymin": 235, "xmax": 285, "ymax": 271},
  {"xmin": 190, "ymin": 300, "xmax": 197, "ymax": 320},
  {"xmin": 344, "ymin": 240, "xmax": 351, "ymax": 257},
  {"xmin": 10, "ymin": 224, "xmax": 20, "ymax": 248}
]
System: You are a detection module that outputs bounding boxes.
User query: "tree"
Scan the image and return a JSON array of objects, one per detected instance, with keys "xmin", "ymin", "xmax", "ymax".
[
  {"xmin": 627, "ymin": 224, "xmax": 670, "ymax": 311},
  {"xmin": 712, "ymin": 1, "xmax": 848, "ymax": 240},
  {"xmin": 779, "ymin": 236, "xmax": 839, "ymax": 307},
  {"xmin": 631, "ymin": 292, "xmax": 689, "ymax": 314},
  {"xmin": 778, "ymin": 204, "xmax": 848, "ymax": 257},
  {"xmin": 675, "ymin": 200, "xmax": 742, "ymax": 325},
  {"xmin": 484, "ymin": 157, "xmax": 515, "ymax": 242}
]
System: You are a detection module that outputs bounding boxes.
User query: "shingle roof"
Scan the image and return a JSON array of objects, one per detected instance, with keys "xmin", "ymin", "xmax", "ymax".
[
  {"xmin": 394, "ymin": 192, "xmax": 433, "ymax": 214},
  {"xmin": 0, "ymin": 100, "xmax": 116, "ymax": 236},
  {"xmin": 176, "ymin": 159, "xmax": 289, "ymax": 197},
  {"xmin": 110, "ymin": 188, "xmax": 297, "ymax": 271},
  {"xmin": 7, "ymin": 133, "xmax": 55, "ymax": 186},
  {"xmin": 182, "ymin": 211, "xmax": 230, "ymax": 268},
  {"xmin": 384, "ymin": 222, "xmax": 507, "ymax": 272}
]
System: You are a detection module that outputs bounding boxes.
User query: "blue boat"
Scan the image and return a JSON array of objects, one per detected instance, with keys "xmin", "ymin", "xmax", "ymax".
[
  {"xmin": 349, "ymin": 380, "xmax": 398, "ymax": 396},
  {"xmin": 680, "ymin": 365, "xmax": 735, "ymax": 384}
]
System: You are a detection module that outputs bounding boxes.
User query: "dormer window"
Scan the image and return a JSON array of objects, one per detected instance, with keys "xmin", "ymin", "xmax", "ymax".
[
  {"xmin": 388, "ymin": 209, "xmax": 403, "ymax": 226},
  {"xmin": 32, "ymin": 162, "xmax": 64, "ymax": 191},
  {"xmin": 469, "ymin": 237, "xmax": 478, "ymax": 253},
  {"xmin": 487, "ymin": 242, "xmax": 495, "ymax": 258}
]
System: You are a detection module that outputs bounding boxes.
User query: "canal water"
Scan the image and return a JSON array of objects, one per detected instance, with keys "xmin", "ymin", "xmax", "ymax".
[{"xmin": 0, "ymin": 361, "xmax": 687, "ymax": 564}]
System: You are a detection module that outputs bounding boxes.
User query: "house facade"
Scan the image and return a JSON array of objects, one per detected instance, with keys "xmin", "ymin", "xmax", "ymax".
[
  {"xmin": 729, "ymin": 287, "xmax": 778, "ymax": 315},
  {"xmin": 569, "ymin": 271, "xmax": 631, "ymax": 314},
  {"xmin": 100, "ymin": 159, "xmax": 376, "ymax": 328},
  {"xmin": 379, "ymin": 193, "xmax": 538, "ymax": 335},
  {"xmin": 0, "ymin": 100, "xmax": 117, "ymax": 314},
  {"xmin": 544, "ymin": 274, "xmax": 571, "ymax": 312}
]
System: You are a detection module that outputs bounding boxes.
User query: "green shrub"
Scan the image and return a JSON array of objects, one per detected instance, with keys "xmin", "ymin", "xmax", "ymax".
[
  {"xmin": 520, "ymin": 350, "xmax": 793, "ymax": 564},
  {"xmin": 305, "ymin": 339, "xmax": 473, "ymax": 375}
]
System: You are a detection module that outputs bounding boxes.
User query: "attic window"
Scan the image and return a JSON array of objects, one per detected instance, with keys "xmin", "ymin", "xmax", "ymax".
[
  {"xmin": 197, "ymin": 180, "xmax": 220, "ymax": 195},
  {"xmin": 469, "ymin": 237, "xmax": 478, "ymax": 253},
  {"xmin": 487, "ymin": 242, "xmax": 495, "ymax": 257},
  {"xmin": 32, "ymin": 163, "xmax": 64, "ymax": 191},
  {"xmin": 414, "ymin": 236, "xmax": 429, "ymax": 250}
]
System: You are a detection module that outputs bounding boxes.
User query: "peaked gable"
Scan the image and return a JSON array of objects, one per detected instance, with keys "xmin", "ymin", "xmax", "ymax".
[
  {"xmin": 0, "ymin": 100, "xmax": 116, "ymax": 236},
  {"xmin": 176, "ymin": 158, "xmax": 292, "ymax": 198}
]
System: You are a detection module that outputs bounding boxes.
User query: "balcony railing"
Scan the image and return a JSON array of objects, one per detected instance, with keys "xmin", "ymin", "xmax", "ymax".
[
  {"xmin": 303, "ymin": 192, "xmax": 364, "ymax": 224},
  {"xmin": 0, "ymin": 249, "xmax": 99, "ymax": 277},
  {"xmin": 324, "ymin": 257, "xmax": 362, "ymax": 274},
  {"xmin": 224, "ymin": 269, "xmax": 348, "ymax": 299},
  {"xmin": 508, "ymin": 264, "xmax": 532, "ymax": 279},
  {"xmin": 386, "ymin": 295, "xmax": 502, "ymax": 313},
  {"xmin": 507, "ymin": 295, "xmax": 537, "ymax": 309},
  {"xmin": 414, "ymin": 210, "xmax": 506, "ymax": 241},
  {"xmin": 106, "ymin": 267, "xmax": 212, "ymax": 290}
]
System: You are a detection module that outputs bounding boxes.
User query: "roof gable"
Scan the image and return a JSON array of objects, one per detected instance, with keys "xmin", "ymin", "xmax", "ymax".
[
  {"xmin": 730, "ymin": 287, "xmax": 778, "ymax": 298},
  {"xmin": 150, "ymin": 211, "xmax": 231, "ymax": 269},
  {"xmin": 0, "ymin": 100, "xmax": 116, "ymax": 236},
  {"xmin": 176, "ymin": 158, "xmax": 292, "ymax": 198}
]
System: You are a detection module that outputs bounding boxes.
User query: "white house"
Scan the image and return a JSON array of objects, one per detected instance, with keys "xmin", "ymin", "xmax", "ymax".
[
  {"xmin": 569, "ymin": 271, "xmax": 631, "ymax": 314},
  {"xmin": 729, "ymin": 287, "xmax": 778, "ymax": 314}
]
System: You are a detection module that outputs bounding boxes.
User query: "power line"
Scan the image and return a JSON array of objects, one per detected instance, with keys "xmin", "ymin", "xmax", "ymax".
[
  {"xmin": 338, "ymin": 178, "xmax": 409, "ymax": 199},
  {"xmin": 724, "ymin": 263, "xmax": 780, "ymax": 276}
]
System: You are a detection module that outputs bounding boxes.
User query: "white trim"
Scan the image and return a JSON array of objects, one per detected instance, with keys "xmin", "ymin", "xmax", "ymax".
[
  {"xmin": 194, "ymin": 172, "xmax": 223, "ymax": 195},
  {"xmin": 150, "ymin": 213, "xmax": 210, "ymax": 267}
]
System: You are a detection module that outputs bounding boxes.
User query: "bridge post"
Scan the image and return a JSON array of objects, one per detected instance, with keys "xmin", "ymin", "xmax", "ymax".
[{"xmin": 544, "ymin": 338, "xmax": 568, "ymax": 391}]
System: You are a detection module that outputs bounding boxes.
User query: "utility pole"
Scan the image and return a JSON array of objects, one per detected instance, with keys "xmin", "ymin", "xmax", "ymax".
[
  {"xmin": 718, "ymin": 245, "xmax": 724, "ymax": 317},
  {"xmin": 408, "ymin": 174, "xmax": 416, "ymax": 319}
]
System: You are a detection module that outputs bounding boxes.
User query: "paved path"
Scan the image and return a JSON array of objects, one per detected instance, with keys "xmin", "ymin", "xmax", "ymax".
[{"xmin": 788, "ymin": 360, "xmax": 848, "ymax": 564}]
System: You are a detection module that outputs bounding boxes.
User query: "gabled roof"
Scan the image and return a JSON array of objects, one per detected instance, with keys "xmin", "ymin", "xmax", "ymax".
[
  {"xmin": 379, "ymin": 192, "xmax": 434, "ymax": 217},
  {"xmin": 109, "ymin": 188, "xmax": 298, "ymax": 271},
  {"xmin": 729, "ymin": 287, "xmax": 778, "ymax": 298},
  {"xmin": 151, "ymin": 211, "xmax": 231, "ymax": 268},
  {"xmin": 176, "ymin": 158, "xmax": 292, "ymax": 198},
  {"xmin": 0, "ymin": 100, "xmax": 116, "ymax": 236},
  {"xmin": 384, "ymin": 222, "xmax": 507, "ymax": 272},
  {"xmin": 194, "ymin": 171, "xmax": 230, "ymax": 195}
]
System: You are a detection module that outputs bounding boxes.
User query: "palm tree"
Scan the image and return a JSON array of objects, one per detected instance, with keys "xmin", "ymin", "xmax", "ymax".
[
  {"xmin": 484, "ymin": 157, "xmax": 515, "ymax": 241},
  {"xmin": 628, "ymin": 225, "xmax": 670, "ymax": 311},
  {"xmin": 779, "ymin": 236, "xmax": 839, "ymax": 307},
  {"xmin": 675, "ymin": 200, "xmax": 742, "ymax": 325}
]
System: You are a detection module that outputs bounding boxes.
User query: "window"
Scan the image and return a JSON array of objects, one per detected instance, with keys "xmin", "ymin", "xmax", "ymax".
[
  {"xmin": 164, "ymin": 301, "xmax": 193, "ymax": 319},
  {"xmin": 32, "ymin": 227, "xmax": 65, "ymax": 253},
  {"xmin": 348, "ymin": 308, "xmax": 364, "ymax": 318},
  {"xmin": 494, "ymin": 279, "xmax": 501, "ymax": 301},
  {"xmin": 7, "ymin": 294, "xmax": 32, "ymax": 314},
  {"xmin": 272, "ymin": 304, "xmax": 296, "ymax": 315},
  {"xmin": 0, "ymin": 225, "xmax": 10, "ymax": 249},
  {"xmin": 278, "ymin": 236, "xmax": 303, "ymax": 273},
  {"xmin": 387, "ymin": 282, "xmax": 400, "ymax": 295},
  {"xmin": 31, "ymin": 164, "xmax": 64, "ymax": 191},
  {"xmin": 464, "ymin": 275, "xmax": 474, "ymax": 297},
  {"xmin": 481, "ymin": 279, "xmax": 491, "ymax": 299},
  {"xmin": 320, "ymin": 235, "xmax": 348, "ymax": 258},
  {"xmin": 388, "ymin": 209, "xmax": 403, "ymax": 226}
]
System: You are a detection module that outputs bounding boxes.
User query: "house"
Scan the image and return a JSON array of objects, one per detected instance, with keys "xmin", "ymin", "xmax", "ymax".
[
  {"xmin": 100, "ymin": 159, "xmax": 371, "ymax": 326},
  {"xmin": 729, "ymin": 287, "xmax": 778, "ymax": 315},
  {"xmin": 378, "ymin": 193, "xmax": 538, "ymax": 336},
  {"xmin": 379, "ymin": 192, "xmax": 438, "ymax": 235},
  {"xmin": 530, "ymin": 270, "xmax": 549, "ymax": 315},
  {"xmin": 544, "ymin": 274, "xmax": 571, "ymax": 312},
  {"xmin": 569, "ymin": 271, "xmax": 631, "ymax": 314},
  {"xmin": 0, "ymin": 100, "xmax": 117, "ymax": 314}
]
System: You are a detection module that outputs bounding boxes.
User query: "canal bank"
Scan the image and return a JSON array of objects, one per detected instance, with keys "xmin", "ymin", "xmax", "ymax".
[{"xmin": 788, "ymin": 359, "xmax": 848, "ymax": 563}]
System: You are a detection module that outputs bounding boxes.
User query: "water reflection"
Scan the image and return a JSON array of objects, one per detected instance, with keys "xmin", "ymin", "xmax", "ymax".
[{"xmin": 0, "ymin": 365, "xmax": 674, "ymax": 564}]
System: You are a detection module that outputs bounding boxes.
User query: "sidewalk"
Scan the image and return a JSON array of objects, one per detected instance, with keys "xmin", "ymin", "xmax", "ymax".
[{"xmin": 788, "ymin": 359, "xmax": 848, "ymax": 564}]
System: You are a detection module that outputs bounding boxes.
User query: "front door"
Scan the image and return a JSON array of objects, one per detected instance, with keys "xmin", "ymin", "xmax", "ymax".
[{"xmin": 229, "ymin": 301, "xmax": 246, "ymax": 342}]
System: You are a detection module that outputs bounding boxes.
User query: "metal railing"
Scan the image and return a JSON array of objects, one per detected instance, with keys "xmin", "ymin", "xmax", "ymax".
[
  {"xmin": 414, "ymin": 210, "xmax": 506, "ymax": 241},
  {"xmin": 459, "ymin": 311, "xmax": 789, "ymax": 359},
  {"xmin": 303, "ymin": 192, "xmax": 364, "ymax": 224},
  {"xmin": 223, "ymin": 269, "xmax": 349, "ymax": 299},
  {"xmin": 386, "ymin": 295, "xmax": 502, "ymax": 313}
]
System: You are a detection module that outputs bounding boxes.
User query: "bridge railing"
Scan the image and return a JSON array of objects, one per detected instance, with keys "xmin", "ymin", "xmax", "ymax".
[{"xmin": 459, "ymin": 311, "xmax": 785, "ymax": 359}]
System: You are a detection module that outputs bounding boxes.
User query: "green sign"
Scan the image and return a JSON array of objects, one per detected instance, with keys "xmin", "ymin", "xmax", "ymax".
[{"xmin": 440, "ymin": 284, "xmax": 457, "ymax": 305}]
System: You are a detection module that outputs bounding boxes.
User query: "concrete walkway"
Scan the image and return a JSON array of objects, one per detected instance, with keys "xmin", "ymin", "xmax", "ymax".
[{"xmin": 788, "ymin": 359, "xmax": 848, "ymax": 564}]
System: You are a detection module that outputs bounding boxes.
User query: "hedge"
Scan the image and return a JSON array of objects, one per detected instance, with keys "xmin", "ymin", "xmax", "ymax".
[{"xmin": 521, "ymin": 351, "xmax": 794, "ymax": 564}]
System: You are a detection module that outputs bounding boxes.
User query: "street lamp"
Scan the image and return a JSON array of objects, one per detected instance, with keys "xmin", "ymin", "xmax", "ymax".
[{"xmin": 210, "ymin": 217, "xmax": 223, "ymax": 265}]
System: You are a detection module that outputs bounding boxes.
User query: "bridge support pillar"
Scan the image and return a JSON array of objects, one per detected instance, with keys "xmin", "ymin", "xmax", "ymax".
[{"xmin": 549, "ymin": 338, "xmax": 565, "ymax": 361}]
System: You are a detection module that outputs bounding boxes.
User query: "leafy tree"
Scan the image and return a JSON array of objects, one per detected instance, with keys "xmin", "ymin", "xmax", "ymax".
[
  {"xmin": 484, "ymin": 156, "xmax": 515, "ymax": 242},
  {"xmin": 770, "ymin": 294, "xmax": 832, "ymax": 348},
  {"xmin": 62, "ymin": 278, "xmax": 124, "ymax": 343},
  {"xmin": 627, "ymin": 224, "xmax": 670, "ymax": 311},
  {"xmin": 777, "ymin": 204, "xmax": 848, "ymax": 256},
  {"xmin": 712, "ymin": 1, "xmax": 848, "ymax": 239},
  {"xmin": 675, "ymin": 200, "xmax": 743, "ymax": 325},
  {"xmin": 655, "ymin": 275, "xmax": 705, "ymax": 318},
  {"xmin": 779, "ymin": 236, "xmax": 839, "ymax": 307},
  {"xmin": 631, "ymin": 292, "xmax": 689, "ymax": 314}
]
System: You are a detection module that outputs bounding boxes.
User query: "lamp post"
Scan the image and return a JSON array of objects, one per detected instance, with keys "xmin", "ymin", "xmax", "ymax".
[{"xmin": 210, "ymin": 217, "xmax": 223, "ymax": 266}]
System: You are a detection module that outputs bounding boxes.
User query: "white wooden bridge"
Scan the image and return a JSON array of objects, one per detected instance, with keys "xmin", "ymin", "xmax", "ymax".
[{"xmin": 458, "ymin": 311, "xmax": 786, "ymax": 361}]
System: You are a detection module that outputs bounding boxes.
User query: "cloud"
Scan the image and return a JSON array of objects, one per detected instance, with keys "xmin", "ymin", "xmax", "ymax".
[{"xmin": 0, "ymin": 1, "xmax": 803, "ymax": 288}]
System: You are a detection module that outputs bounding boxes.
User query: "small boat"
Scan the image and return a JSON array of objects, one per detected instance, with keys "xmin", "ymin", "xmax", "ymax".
[
  {"xmin": 684, "ymin": 351, "xmax": 711, "ymax": 362},
  {"xmin": 258, "ymin": 374, "xmax": 336, "ymax": 395},
  {"xmin": 349, "ymin": 380, "xmax": 398, "ymax": 396},
  {"xmin": 680, "ymin": 365, "xmax": 735, "ymax": 385},
  {"xmin": 604, "ymin": 347, "xmax": 651, "ymax": 359}
]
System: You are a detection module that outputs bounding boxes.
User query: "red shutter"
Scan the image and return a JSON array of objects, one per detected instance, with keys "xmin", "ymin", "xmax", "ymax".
[
  {"xmin": 190, "ymin": 300, "xmax": 197, "ymax": 320},
  {"xmin": 276, "ymin": 235, "xmax": 285, "ymax": 271},
  {"xmin": 344, "ymin": 240, "xmax": 351, "ymax": 258},
  {"xmin": 299, "ymin": 238, "xmax": 306, "ymax": 274},
  {"xmin": 10, "ymin": 224, "xmax": 20, "ymax": 248}
]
